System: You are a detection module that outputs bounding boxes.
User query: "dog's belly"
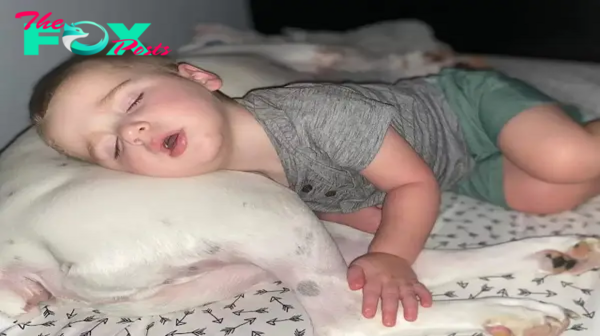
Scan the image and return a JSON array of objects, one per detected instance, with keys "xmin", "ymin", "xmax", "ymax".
[
  {"xmin": 89, "ymin": 262, "xmax": 272, "ymax": 316},
  {"xmin": 61, "ymin": 222, "xmax": 374, "ymax": 315},
  {"xmin": 0, "ymin": 247, "xmax": 272, "ymax": 317}
]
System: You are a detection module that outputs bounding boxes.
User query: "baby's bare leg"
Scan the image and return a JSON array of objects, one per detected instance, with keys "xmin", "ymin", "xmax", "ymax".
[
  {"xmin": 499, "ymin": 104, "xmax": 600, "ymax": 183},
  {"xmin": 502, "ymin": 157, "xmax": 600, "ymax": 214},
  {"xmin": 498, "ymin": 104, "xmax": 600, "ymax": 214}
]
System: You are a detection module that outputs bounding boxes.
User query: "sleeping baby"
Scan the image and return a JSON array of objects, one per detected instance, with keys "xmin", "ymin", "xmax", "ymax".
[{"xmin": 27, "ymin": 49, "xmax": 600, "ymax": 327}]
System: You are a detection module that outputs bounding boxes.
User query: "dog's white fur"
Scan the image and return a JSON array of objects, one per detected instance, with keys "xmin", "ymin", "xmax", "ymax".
[{"xmin": 0, "ymin": 128, "xmax": 598, "ymax": 336}]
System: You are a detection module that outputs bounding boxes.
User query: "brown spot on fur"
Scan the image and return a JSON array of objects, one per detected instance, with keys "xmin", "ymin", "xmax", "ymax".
[
  {"xmin": 565, "ymin": 259, "xmax": 577, "ymax": 270},
  {"xmin": 206, "ymin": 244, "xmax": 221, "ymax": 255},
  {"xmin": 569, "ymin": 241, "xmax": 591, "ymax": 259},
  {"xmin": 297, "ymin": 280, "xmax": 320, "ymax": 297},
  {"xmin": 552, "ymin": 256, "xmax": 568, "ymax": 268}
]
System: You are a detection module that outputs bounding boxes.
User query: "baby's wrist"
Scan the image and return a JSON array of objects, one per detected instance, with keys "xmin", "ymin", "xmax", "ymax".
[{"xmin": 368, "ymin": 244, "xmax": 412, "ymax": 263}]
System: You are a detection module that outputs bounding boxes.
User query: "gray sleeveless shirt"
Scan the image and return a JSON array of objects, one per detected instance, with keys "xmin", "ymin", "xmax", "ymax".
[{"xmin": 235, "ymin": 77, "xmax": 474, "ymax": 213}]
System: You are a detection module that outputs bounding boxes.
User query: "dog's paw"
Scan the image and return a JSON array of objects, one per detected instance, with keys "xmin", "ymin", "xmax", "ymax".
[
  {"xmin": 0, "ymin": 287, "xmax": 47, "ymax": 323},
  {"xmin": 535, "ymin": 237, "xmax": 600, "ymax": 275},
  {"xmin": 485, "ymin": 319, "xmax": 565, "ymax": 336},
  {"xmin": 483, "ymin": 300, "xmax": 572, "ymax": 336},
  {"xmin": 0, "ymin": 289, "xmax": 28, "ymax": 318}
]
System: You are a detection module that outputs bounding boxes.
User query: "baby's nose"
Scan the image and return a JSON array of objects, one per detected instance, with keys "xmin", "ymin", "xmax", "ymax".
[{"xmin": 120, "ymin": 121, "xmax": 151, "ymax": 145}]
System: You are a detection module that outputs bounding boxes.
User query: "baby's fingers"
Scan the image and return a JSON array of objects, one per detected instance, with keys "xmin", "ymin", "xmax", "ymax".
[
  {"xmin": 361, "ymin": 280, "xmax": 381, "ymax": 319},
  {"xmin": 380, "ymin": 283, "xmax": 400, "ymax": 327},
  {"xmin": 347, "ymin": 264, "xmax": 366, "ymax": 291},
  {"xmin": 414, "ymin": 282, "xmax": 433, "ymax": 308},
  {"xmin": 399, "ymin": 285, "xmax": 419, "ymax": 322}
]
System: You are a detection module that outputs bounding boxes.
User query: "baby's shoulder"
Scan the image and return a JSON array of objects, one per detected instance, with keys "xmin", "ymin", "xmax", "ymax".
[{"xmin": 242, "ymin": 82, "xmax": 363, "ymax": 101}]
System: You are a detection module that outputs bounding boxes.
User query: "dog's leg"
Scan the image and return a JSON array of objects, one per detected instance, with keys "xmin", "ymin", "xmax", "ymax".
[
  {"xmin": 0, "ymin": 241, "xmax": 57, "ymax": 321},
  {"xmin": 413, "ymin": 235, "xmax": 592, "ymax": 287},
  {"xmin": 227, "ymin": 207, "xmax": 578, "ymax": 336},
  {"xmin": 374, "ymin": 297, "xmax": 573, "ymax": 336},
  {"xmin": 415, "ymin": 235, "xmax": 600, "ymax": 286},
  {"xmin": 326, "ymin": 225, "xmax": 600, "ymax": 288},
  {"xmin": 233, "ymin": 214, "xmax": 358, "ymax": 336},
  {"xmin": 306, "ymin": 227, "xmax": 576, "ymax": 335},
  {"xmin": 74, "ymin": 263, "xmax": 272, "ymax": 317},
  {"xmin": 0, "ymin": 270, "xmax": 51, "ymax": 321},
  {"xmin": 237, "ymin": 222, "xmax": 576, "ymax": 336}
]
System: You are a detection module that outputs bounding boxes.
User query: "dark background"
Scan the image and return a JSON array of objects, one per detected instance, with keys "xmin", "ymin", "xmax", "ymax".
[{"xmin": 250, "ymin": 0, "xmax": 600, "ymax": 63}]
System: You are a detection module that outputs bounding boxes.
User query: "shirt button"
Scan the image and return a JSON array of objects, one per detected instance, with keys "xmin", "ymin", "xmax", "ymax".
[
  {"xmin": 325, "ymin": 190, "xmax": 337, "ymax": 197},
  {"xmin": 301, "ymin": 184, "xmax": 313, "ymax": 193}
]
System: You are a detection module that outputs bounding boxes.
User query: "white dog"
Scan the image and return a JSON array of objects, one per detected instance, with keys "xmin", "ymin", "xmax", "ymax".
[{"xmin": 0, "ymin": 129, "xmax": 598, "ymax": 336}]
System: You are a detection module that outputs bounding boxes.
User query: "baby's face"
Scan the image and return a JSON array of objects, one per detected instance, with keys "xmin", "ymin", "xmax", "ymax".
[{"xmin": 44, "ymin": 62, "xmax": 230, "ymax": 177}]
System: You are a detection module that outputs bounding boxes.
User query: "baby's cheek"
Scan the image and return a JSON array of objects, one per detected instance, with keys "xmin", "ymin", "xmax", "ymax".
[{"xmin": 124, "ymin": 152, "xmax": 159, "ymax": 176}]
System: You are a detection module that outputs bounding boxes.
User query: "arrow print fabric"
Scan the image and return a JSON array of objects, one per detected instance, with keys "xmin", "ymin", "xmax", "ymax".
[
  {"xmin": 1, "ymin": 192, "xmax": 599, "ymax": 336},
  {"xmin": 0, "ymin": 280, "xmax": 310, "ymax": 336}
]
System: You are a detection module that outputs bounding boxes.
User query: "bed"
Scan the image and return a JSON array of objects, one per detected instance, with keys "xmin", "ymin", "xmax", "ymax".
[{"xmin": 1, "ymin": 20, "xmax": 600, "ymax": 336}]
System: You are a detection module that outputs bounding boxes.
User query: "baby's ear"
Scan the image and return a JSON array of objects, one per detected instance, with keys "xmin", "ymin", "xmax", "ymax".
[{"xmin": 176, "ymin": 62, "xmax": 222, "ymax": 91}]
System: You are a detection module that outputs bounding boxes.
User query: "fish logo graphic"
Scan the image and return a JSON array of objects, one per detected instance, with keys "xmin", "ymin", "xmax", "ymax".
[{"xmin": 61, "ymin": 21, "xmax": 109, "ymax": 55}]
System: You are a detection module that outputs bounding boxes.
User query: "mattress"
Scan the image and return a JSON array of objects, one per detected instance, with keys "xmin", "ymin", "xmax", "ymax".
[{"xmin": 1, "ymin": 190, "xmax": 599, "ymax": 336}]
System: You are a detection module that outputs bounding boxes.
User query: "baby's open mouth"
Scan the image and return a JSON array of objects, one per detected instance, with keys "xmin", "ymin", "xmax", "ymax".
[
  {"xmin": 161, "ymin": 130, "xmax": 187, "ymax": 157},
  {"xmin": 163, "ymin": 133, "xmax": 179, "ymax": 151}
]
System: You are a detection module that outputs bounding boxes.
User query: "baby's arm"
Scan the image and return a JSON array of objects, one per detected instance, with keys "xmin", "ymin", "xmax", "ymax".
[
  {"xmin": 361, "ymin": 127, "xmax": 440, "ymax": 264},
  {"xmin": 346, "ymin": 126, "xmax": 439, "ymax": 324},
  {"xmin": 315, "ymin": 207, "xmax": 382, "ymax": 234}
]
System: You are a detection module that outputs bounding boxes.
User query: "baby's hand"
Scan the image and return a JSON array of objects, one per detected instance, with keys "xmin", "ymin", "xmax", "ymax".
[{"xmin": 347, "ymin": 252, "xmax": 432, "ymax": 326}]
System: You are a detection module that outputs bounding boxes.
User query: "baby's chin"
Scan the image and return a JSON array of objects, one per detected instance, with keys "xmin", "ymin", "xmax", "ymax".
[{"xmin": 122, "ymin": 148, "xmax": 223, "ymax": 177}]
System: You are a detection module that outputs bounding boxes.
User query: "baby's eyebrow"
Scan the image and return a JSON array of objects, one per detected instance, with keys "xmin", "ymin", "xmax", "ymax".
[{"xmin": 98, "ymin": 79, "xmax": 132, "ymax": 107}]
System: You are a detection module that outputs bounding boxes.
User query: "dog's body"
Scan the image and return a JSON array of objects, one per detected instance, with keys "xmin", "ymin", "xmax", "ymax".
[{"xmin": 0, "ymin": 130, "xmax": 599, "ymax": 336}]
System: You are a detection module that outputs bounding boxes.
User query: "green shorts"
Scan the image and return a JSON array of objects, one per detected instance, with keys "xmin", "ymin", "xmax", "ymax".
[{"xmin": 432, "ymin": 68, "xmax": 585, "ymax": 209}]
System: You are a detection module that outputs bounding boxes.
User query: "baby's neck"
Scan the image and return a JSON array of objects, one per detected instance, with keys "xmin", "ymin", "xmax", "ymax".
[{"xmin": 220, "ymin": 101, "xmax": 289, "ymax": 187}]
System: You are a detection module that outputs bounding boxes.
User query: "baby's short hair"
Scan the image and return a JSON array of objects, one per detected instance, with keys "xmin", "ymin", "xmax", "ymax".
[{"xmin": 29, "ymin": 45, "xmax": 178, "ymax": 152}]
